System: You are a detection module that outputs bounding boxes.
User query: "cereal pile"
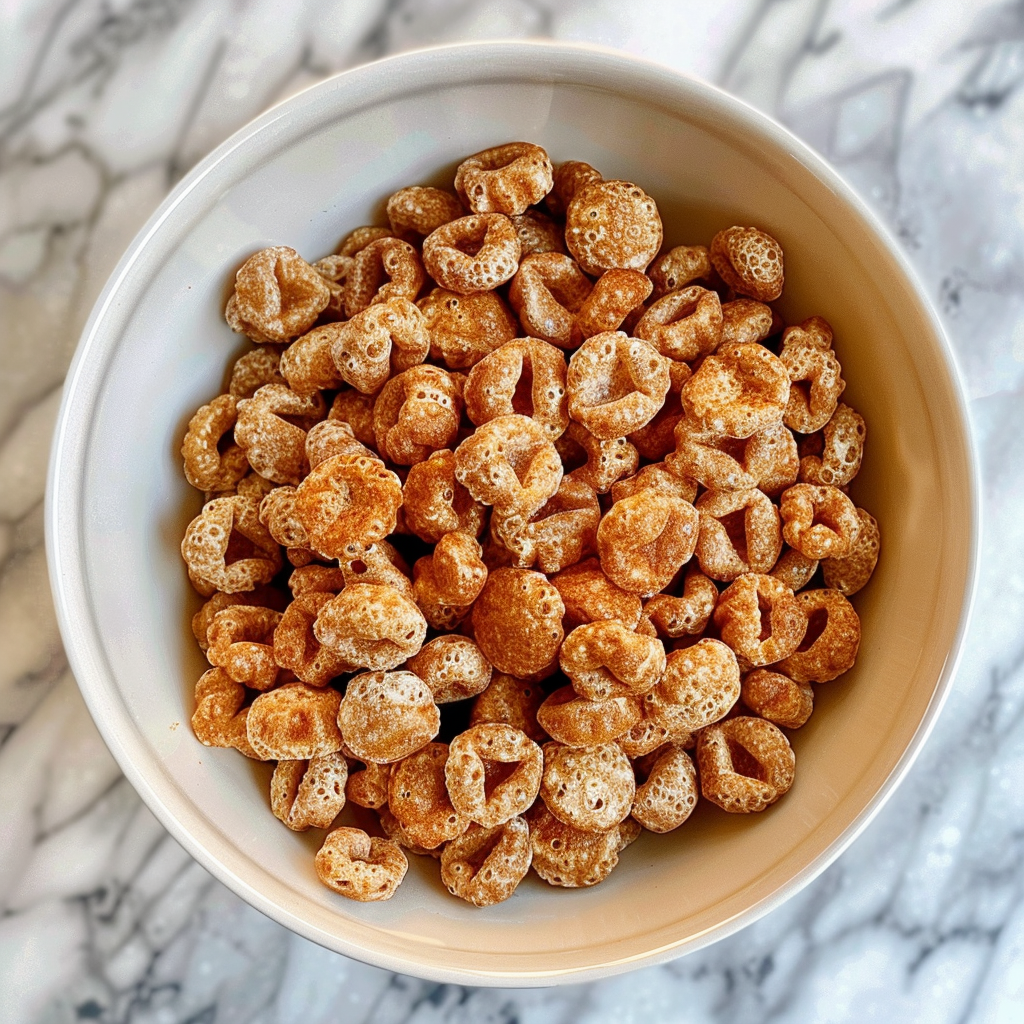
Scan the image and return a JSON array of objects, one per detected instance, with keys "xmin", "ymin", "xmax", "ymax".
[{"xmin": 180, "ymin": 142, "xmax": 880, "ymax": 906}]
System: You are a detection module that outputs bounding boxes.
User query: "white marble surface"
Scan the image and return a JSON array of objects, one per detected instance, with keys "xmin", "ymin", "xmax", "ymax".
[{"xmin": 2, "ymin": 0, "xmax": 1023, "ymax": 1020}]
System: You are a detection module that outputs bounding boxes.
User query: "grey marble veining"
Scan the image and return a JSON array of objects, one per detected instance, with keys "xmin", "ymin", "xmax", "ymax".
[{"xmin": 2, "ymin": 1, "xmax": 1024, "ymax": 1021}]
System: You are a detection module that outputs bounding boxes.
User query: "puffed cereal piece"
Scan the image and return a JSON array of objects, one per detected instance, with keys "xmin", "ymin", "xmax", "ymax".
[
  {"xmin": 342, "ymin": 236, "xmax": 425, "ymax": 318},
  {"xmin": 643, "ymin": 565, "xmax": 718, "ymax": 638},
  {"xmin": 799, "ymin": 403, "xmax": 866, "ymax": 488},
  {"xmin": 377, "ymin": 806, "xmax": 440, "ymax": 858},
  {"xmin": 191, "ymin": 668, "xmax": 258, "ymax": 758},
  {"xmin": 694, "ymin": 487, "xmax": 783, "ymax": 581},
  {"xmin": 228, "ymin": 246, "xmax": 330, "ymax": 342},
  {"xmin": 628, "ymin": 390, "xmax": 684, "ymax": 462},
  {"xmin": 567, "ymin": 332, "xmax": 671, "ymax": 440},
  {"xmin": 741, "ymin": 668, "xmax": 814, "ymax": 729},
  {"xmin": 328, "ymin": 389, "xmax": 377, "ymax": 446},
  {"xmin": 779, "ymin": 484, "xmax": 860, "ymax": 560},
  {"xmin": 271, "ymin": 753, "xmax": 348, "ymax": 831},
  {"xmin": 537, "ymin": 686, "xmax": 641, "ymax": 748},
  {"xmin": 634, "ymin": 286, "xmax": 723, "ymax": 362},
  {"xmin": 546, "ymin": 159, "xmax": 603, "ymax": 217},
  {"xmin": 229, "ymin": 347, "xmax": 284, "ymax": 399},
  {"xmin": 388, "ymin": 743, "xmax": 469, "ymax": 849},
  {"xmin": 560, "ymin": 621, "xmax": 666, "ymax": 700},
  {"xmin": 181, "ymin": 394, "xmax": 249, "ymax": 493},
  {"xmin": 422, "ymin": 213, "xmax": 521, "ymax": 295},
  {"xmin": 780, "ymin": 324, "xmax": 845, "ymax": 433},
  {"xmin": 258, "ymin": 485, "xmax": 310, "ymax": 549},
  {"xmin": 455, "ymin": 142, "xmax": 554, "ymax": 215},
  {"xmin": 611, "ymin": 462, "xmax": 697, "ymax": 505},
  {"xmin": 617, "ymin": 710, "xmax": 691, "ymax": 760},
  {"xmin": 720, "ymin": 298, "xmax": 775, "ymax": 345},
  {"xmin": 709, "ymin": 227, "xmax": 785, "ymax": 303},
  {"xmin": 550, "ymin": 557, "xmax": 643, "ymax": 630},
  {"xmin": 313, "ymin": 253, "xmax": 353, "ymax": 316},
  {"xmin": 508, "ymin": 253, "xmax": 592, "ymax": 349},
  {"xmin": 745, "ymin": 421, "xmax": 800, "ymax": 497},
  {"xmin": 541, "ymin": 742, "xmax": 635, "ymax": 832},
  {"xmin": 206, "ymin": 605, "xmax": 281, "ymax": 691},
  {"xmin": 337, "ymin": 670, "xmax": 440, "ymax": 764},
  {"xmin": 406, "ymin": 636, "xmax": 492, "ymax": 704},
  {"xmin": 778, "ymin": 588, "xmax": 861, "ymax": 683},
  {"xmin": 528, "ymin": 803, "xmax": 629, "ymax": 888},
  {"xmin": 771, "ymin": 546, "xmax": 820, "ymax": 591},
  {"xmin": 287, "ymin": 564, "xmax": 347, "ymax": 597},
  {"xmin": 597, "ymin": 490, "xmax": 699, "ymax": 597},
  {"xmin": 335, "ymin": 225, "xmax": 392, "ymax": 258},
  {"xmin": 713, "ymin": 573, "xmax": 807, "ymax": 666},
  {"xmin": 373, "ymin": 365, "xmax": 463, "ymax": 465},
  {"xmin": 418, "ymin": 287, "xmax": 518, "ymax": 369},
  {"xmin": 643, "ymin": 639, "xmax": 740, "ymax": 735},
  {"xmin": 279, "ymin": 325, "xmax": 344, "ymax": 396},
  {"xmin": 386, "ymin": 186, "xmax": 464, "ymax": 237},
  {"xmin": 667, "ymin": 416, "xmax": 755, "ymax": 491},
  {"xmin": 181, "ymin": 495, "xmax": 282, "ymax": 594},
  {"xmin": 304, "ymin": 419, "xmax": 375, "ymax": 471},
  {"xmin": 563, "ymin": 423, "xmax": 639, "ymax": 495},
  {"xmin": 273, "ymin": 592, "xmax": 354, "ymax": 686},
  {"xmin": 346, "ymin": 761, "xmax": 391, "ymax": 809},
  {"xmin": 632, "ymin": 745, "xmax": 698, "ymax": 833},
  {"xmin": 191, "ymin": 586, "xmax": 285, "ymax": 651},
  {"xmin": 234, "ymin": 471, "xmax": 277, "ymax": 502},
  {"xmin": 680, "ymin": 342, "xmax": 790, "ymax": 439},
  {"xmin": 573, "ymin": 269, "xmax": 653, "ymax": 343},
  {"xmin": 446, "ymin": 723, "xmax": 544, "ymax": 828},
  {"xmin": 234, "ymin": 383, "xmax": 326, "ymax": 485},
  {"xmin": 402, "ymin": 449, "xmax": 486, "ymax": 544},
  {"xmin": 565, "ymin": 180, "xmax": 663, "ymax": 275},
  {"xmin": 822, "ymin": 508, "xmax": 880, "ymax": 596},
  {"xmin": 470, "ymin": 673, "xmax": 548, "ymax": 744},
  {"xmin": 511, "ymin": 209, "xmax": 567, "ymax": 256},
  {"xmin": 335, "ymin": 538, "xmax": 413, "ymax": 599},
  {"xmin": 441, "ymin": 817, "xmax": 532, "ymax": 907},
  {"xmin": 421, "ymin": 531, "xmax": 488, "ymax": 606},
  {"xmin": 648, "ymin": 245, "xmax": 712, "ymax": 299},
  {"xmin": 697, "ymin": 717, "xmax": 795, "ymax": 813},
  {"xmin": 315, "ymin": 827, "xmax": 408, "ymax": 901},
  {"xmin": 411, "ymin": 557, "xmax": 473, "ymax": 631},
  {"xmin": 246, "ymin": 683, "xmax": 343, "ymax": 760}
]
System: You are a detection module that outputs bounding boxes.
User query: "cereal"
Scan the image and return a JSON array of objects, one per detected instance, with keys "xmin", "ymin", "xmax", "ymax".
[
  {"xmin": 304, "ymin": 419, "xmax": 375, "ymax": 471},
  {"xmin": 315, "ymin": 827, "xmax": 408, "ymax": 901},
  {"xmin": 780, "ymin": 320, "xmax": 845, "ymax": 433},
  {"xmin": 744, "ymin": 421, "xmax": 799, "ymax": 497},
  {"xmin": 632, "ymin": 745, "xmax": 698, "ymax": 833},
  {"xmin": 191, "ymin": 587, "xmax": 285, "ymax": 651},
  {"xmin": 402, "ymin": 449, "xmax": 487, "ymax": 543},
  {"xmin": 422, "ymin": 213, "xmax": 521, "ymax": 294},
  {"xmin": 258, "ymin": 486, "xmax": 310, "ymax": 549},
  {"xmin": 611, "ymin": 461, "xmax": 697, "ymax": 505},
  {"xmin": 694, "ymin": 487, "xmax": 783, "ymax": 581},
  {"xmin": 229, "ymin": 347, "xmax": 284, "ymax": 399},
  {"xmin": 617, "ymin": 712, "xmax": 691, "ymax": 759},
  {"xmin": 191, "ymin": 668, "xmax": 258, "ymax": 758},
  {"xmin": 270, "ymin": 753, "xmax": 348, "ymax": 831},
  {"xmin": 235, "ymin": 384, "xmax": 325, "ymax": 485},
  {"xmin": 246, "ymin": 683, "xmax": 343, "ymax": 761},
  {"xmin": 546, "ymin": 159, "xmax": 603, "ymax": 218},
  {"xmin": 328, "ymin": 389, "xmax": 377, "ymax": 446},
  {"xmin": 508, "ymin": 252, "xmax": 592, "ymax": 348},
  {"xmin": 342, "ymin": 236, "xmax": 425, "ymax": 318},
  {"xmin": 287, "ymin": 564, "xmax": 347, "ymax": 597},
  {"xmin": 822, "ymin": 508, "xmax": 880, "ymax": 595},
  {"xmin": 528, "ymin": 802, "xmax": 629, "ymax": 888},
  {"xmin": 511, "ymin": 209, "xmax": 567, "ymax": 256},
  {"xmin": 697, "ymin": 717, "xmax": 796, "ymax": 813},
  {"xmin": 181, "ymin": 394, "xmax": 249, "ymax": 493},
  {"xmin": 419, "ymin": 287, "xmax": 518, "ymax": 368},
  {"xmin": 273, "ymin": 592, "xmax": 354, "ymax": 687},
  {"xmin": 279, "ymin": 325, "xmax": 344, "ymax": 396},
  {"xmin": 560, "ymin": 621, "xmax": 666, "ymax": 700},
  {"xmin": 335, "ymin": 539, "xmax": 413, "ymax": 598},
  {"xmin": 373, "ymin": 365, "xmax": 463, "ymax": 465},
  {"xmin": 799, "ymin": 403, "xmax": 866, "ymax": 487},
  {"xmin": 415, "ymin": 531, "xmax": 488, "ymax": 607},
  {"xmin": 720, "ymin": 299, "xmax": 774, "ymax": 345},
  {"xmin": 741, "ymin": 669, "xmax": 814, "ymax": 729},
  {"xmin": 709, "ymin": 227, "xmax": 785, "ymax": 303},
  {"xmin": 470, "ymin": 673, "xmax": 548, "ymax": 744},
  {"xmin": 770, "ymin": 547, "xmax": 820, "ymax": 592},
  {"xmin": 389, "ymin": 743, "xmax": 469, "ymax": 849},
  {"xmin": 779, "ymin": 483, "xmax": 861, "ymax": 560},
  {"xmin": 346, "ymin": 761, "xmax": 391, "ymax": 809},
  {"xmin": 565, "ymin": 180, "xmax": 663, "ymax": 275},
  {"xmin": 634, "ymin": 286, "xmax": 723, "ymax": 362},
  {"xmin": 455, "ymin": 142, "xmax": 554, "ymax": 216},
  {"xmin": 778, "ymin": 588, "xmax": 861, "ymax": 683},
  {"xmin": 563, "ymin": 423, "xmax": 639, "ymax": 494},
  {"xmin": 406, "ymin": 636, "xmax": 492, "ymax": 704},
  {"xmin": 666, "ymin": 416, "xmax": 755, "ymax": 491},
  {"xmin": 648, "ymin": 244, "xmax": 711, "ymax": 299},
  {"xmin": 541, "ymin": 742, "xmax": 634, "ymax": 832},
  {"xmin": 441, "ymin": 817, "xmax": 532, "ymax": 906},
  {"xmin": 206, "ymin": 605, "xmax": 282, "ymax": 691},
  {"xmin": 573, "ymin": 269, "xmax": 653, "ymax": 342},
  {"xmin": 386, "ymin": 186, "xmax": 464, "ymax": 237},
  {"xmin": 713, "ymin": 573, "xmax": 807, "ymax": 666},
  {"xmin": 644, "ymin": 639, "xmax": 740, "ymax": 734},
  {"xmin": 642, "ymin": 565, "xmax": 718, "ymax": 639},
  {"xmin": 550, "ymin": 557, "xmax": 643, "ymax": 630},
  {"xmin": 536, "ymin": 685, "xmax": 641, "ymax": 748}
]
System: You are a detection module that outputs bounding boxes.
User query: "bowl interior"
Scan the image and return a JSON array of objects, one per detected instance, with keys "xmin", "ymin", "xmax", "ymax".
[{"xmin": 52, "ymin": 44, "xmax": 975, "ymax": 984}]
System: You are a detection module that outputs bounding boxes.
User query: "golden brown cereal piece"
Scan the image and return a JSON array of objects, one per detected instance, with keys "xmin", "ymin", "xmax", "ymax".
[
  {"xmin": 387, "ymin": 186, "xmax": 465, "ymax": 237},
  {"xmin": 342, "ymin": 237, "xmax": 425, "ymax": 318},
  {"xmin": 667, "ymin": 416, "xmax": 755, "ymax": 491},
  {"xmin": 191, "ymin": 668, "xmax": 258, "ymax": 758},
  {"xmin": 388, "ymin": 743, "xmax": 469, "ymax": 849},
  {"xmin": 246, "ymin": 683, "xmax": 343, "ymax": 760},
  {"xmin": 315, "ymin": 827, "xmax": 408, "ymax": 901},
  {"xmin": 779, "ymin": 483, "xmax": 860, "ymax": 560},
  {"xmin": 337, "ymin": 670, "xmax": 440, "ymax": 764},
  {"xmin": 402, "ymin": 450, "xmax": 487, "ymax": 544},
  {"xmin": 822, "ymin": 508, "xmax": 880, "ymax": 596},
  {"xmin": 632, "ymin": 745, "xmax": 698, "ymax": 833},
  {"xmin": 741, "ymin": 668, "xmax": 813, "ymax": 729},
  {"xmin": 422, "ymin": 213, "xmax": 521, "ymax": 295},
  {"xmin": 206, "ymin": 605, "xmax": 281, "ymax": 691},
  {"xmin": 648, "ymin": 245, "xmax": 712, "ymax": 299},
  {"xmin": 472, "ymin": 568, "xmax": 565, "ymax": 677},
  {"xmin": 697, "ymin": 716, "xmax": 795, "ymax": 813},
  {"xmin": 644, "ymin": 639, "xmax": 740, "ymax": 735},
  {"xmin": 541, "ymin": 742, "xmax": 635, "ymax": 832},
  {"xmin": 181, "ymin": 495, "xmax": 282, "ymax": 594},
  {"xmin": 528, "ymin": 802, "xmax": 627, "ymax": 888},
  {"xmin": 694, "ymin": 487, "xmax": 783, "ymax": 582},
  {"xmin": 229, "ymin": 347, "xmax": 285, "ymax": 399},
  {"xmin": 336, "ymin": 225, "xmax": 392, "ymax": 258},
  {"xmin": 771, "ymin": 547, "xmax": 820, "ymax": 591},
  {"xmin": 376, "ymin": 806, "xmax": 442, "ymax": 858},
  {"xmin": 567, "ymin": 332, "xmax": 671, "ymax": 440},
  {"xmin": 273, "ymin": 592, "xmax": 354, "ymax": 687},
  {"xmin": 550, "ymin": 557, "xmax": 643, "ymax": 630},
  {"xmin": 406, "ymin": 636, "xmax": 492, "ymax": 704},
  {"xmin": 617, "ymin": 709, "xmax": 691, "ymax": 759},
  {"xmin": 470, "ymin": 673, "xmax": 547, "ymax": 744},
  {"xmin": 745, "ymin": 421, "xmax": 799, "ymax": 497},
  {"xmin": 181, "ymin": 394, "xmax": 249, "ymax": 493},
  {"xmin": 233, "ymin": 471, "xmax": 277, "ymax": 503},
  {"xmin": 419, "ymin": 287, "xmax": 518, "ymax": 369},
  {"xmin": 564, "ymin": 423, "xmax": 639, "ymax": 495},
  {"xmin": 314, "ymin": 583, "xmax": 426, "ymax": 672},
  {"xmin": 191, "ymin": 586, "xmax": 285, "ymax": 650},
  {"xmin": 372, "ymin": 365, "xmax": 463, "ymax": 465},
  {"xmin": 508, "ymin": 253, "xmax": 592, "ymax": 349},
  {"xmin": 560, "ymin": 621, "xmax": 666, "ymax": 700},
  {"xmin": 270, "ymin": 753, "xmax": 348, "ymax": 831},
  {"xmin": 573, "ymin": 269, "xmax": 653, "ymax": 343},
  {"xmin": 446, "ymin": 723, "xmax": 544, "ymax": 828},
  {"xmin": 287, "ymin": 564, "xmax": 346, "ymax": 597},
  {"xmin": 335, "ymin": 538, "xmax": 413, "ymax": 599},
  {"xmin": 296, "ymin": 453, "xmax": 402, "ymax": 558},
  {"xmin": 611, "ymin": 462, "xmax": 697, "ymax": 505},
  {"xmin": 346, "ymin": 761, "xmax": 392, "ymax": 809},
  {"xmin": 304, "ymin": 419, "xmax": 375, "ymax": 471},
  {"xmin": 422, "ymin": 531, "xmax": 488, "ymax": 606},
  {"xmin": 720, "ymin": 298, "xmax": 775, "ymax": 345},
  {"xmin": 643, "ymin": 565, "xmax": 718, "ymax": 638},
  {"xmin": 328, "ymin": 389, "xmax": 377, "ymax": 446},
  {"xmin": 778, "ymin": 588, "xmax": 861, "ymax": 683},
  {"xmin": 258, "ymin": 485, "xmax": 310, "ymax": 549},
  {"xmin": 455, "ymin": 142, "xmax": 554, "ymax": 215},
  {"xmin": 510, "ymin": 209, "xmax": 566, "ymax": 256},
  {"xmin": 546, "ymin": 160, "xmax": 603, "ymax": 218},
  {"xmin": 279, "ymin": 325, "xmax": 344, "ymax": 396},
  {"xmin": 235, "ymin": 384, "xmax": 326, "ymax": 486},
  {"xmin": 228, "ymin": 246, "xmax": 330, "ymax": 342},
  {"xmin": 565, "ymin": 180, "xmax": 663, "ymax": 275},
  {"xmin": 799, "ymin": 403, "xmax": 866, "ymax": 488},
  {"xmin": 634, "ymin": 286, "xmax": 723, "ymax": 362},
  {"xmin": 441, "ymin": 817, "xmax": 532, "ymax": 906},
  {"xmin": 597, "ymin": 490, "xmax": 699, "ymax": 597},
  {"xmin": 709, "ymin": 227, "xmax": 785, "ymax": 303},
  {"xmin": 628, "ymin": 389, "xmax": 684, "ymax": 462},
  {"xmin": 537, "ymin": 685, "xmax": 641, "ymax": 748},
  {"xmin": 714, "ymin": 573, "xmax": 808, "ymax": 667},
  {"xmin": 780, "ymin": 330, "xmax": 845, "ymax": 434},
  {"xmin": 313, "ymin": 253, "xmax": 353, "ymax": 317},
  {"xmin": 411, "ymin": 557, "xmax": 473, "ymax": 632},
  {"xmin": 680, "ymin": 342, "xmax": 790, "ymax": 439}
]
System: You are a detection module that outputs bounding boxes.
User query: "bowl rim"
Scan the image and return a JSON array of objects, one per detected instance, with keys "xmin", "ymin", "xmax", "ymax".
[{"xmin": 45, "ymin": 39, "xmax": 980, "ymax": 986}]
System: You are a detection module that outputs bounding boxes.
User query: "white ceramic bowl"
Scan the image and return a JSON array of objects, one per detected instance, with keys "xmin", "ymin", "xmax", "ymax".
[{"xmin": 47, "ymin": 42, "xmax": 978, "ymax": 986}]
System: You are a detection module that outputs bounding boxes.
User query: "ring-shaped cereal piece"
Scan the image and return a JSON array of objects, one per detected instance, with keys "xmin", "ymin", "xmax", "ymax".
[
  {"xmin": 643, "ymin": 565, "xmax": 718, "ymax": 638},
  {"xmin": 470, "ymin": 673, "xmax": 548, "ymax": 744},
  {"xmin": 335, "ymin": 538, "xmax": 413, "ymax": 599},
  {"xmin": 694, "ymin": 487, "xmax": 783, "ymax": 581},
  {"xmin": 565, "ymin": 180, "xmax": 663, "ymax": 275},
  {"xmin": 441, "ymin": 817, "xmax": 533, "ymax": 906},
  {"xmin": 234, "ymin": 383, "xmax": 326, "ymax": 485},
  {"xmin": 511, "ymin": 209, "xmax": 566, "ymax": 256},
  {"xmin": 572, "ymin": 269, "xmax": 653, "ymax": 343},
  {"xmin": 402, "ymin": 449, "xmax": 487, "ymax": 544},
  {"xmin": 822, "ymin": 508, "xmax": 880, "ymax": 596},
  {"xmin": 541, "ymin": 742, "xmax": 635, "ymax": 832},
  {"xmin": 779, "ymin": 483, "xmax": 861, "ymax": 560},
  {"xmin": 411, "ymin": 557, "xmax": 473, "ymax": 632},
  {"xmin": 770, "ymin": 546, "xmax": 820, "ymax": 592},
  {"xmin": 536, "ymin": 685, "xmax": 641, "ymax": 747},
  {"xmin": 422, "ymin": 213, "xmax": 521, "ymax": 295},
  {"xmin": 528, "ymin": 803, "xmax": 630, "ymax": 888},
  {"xmin": 545, "ymin": 159, "xmax": 603, "ymax": 218},
  {"xmin": 279, "ymin": 324, "xmax": 345, "ymax": 396},
  {"xmin": 315, "ymin": 827, "xmax": 408, "ymax": 901},
  {"xmin": 508, "ymin": 253, "xmax": 592, "ymax": 349},
  {"xmin": 406, "ymin": 636, "xmax": 492, "ymax": 704},
  {"xmin": 181, "ymin": 394, "xmax": 249, "ymax": 493},
  {"xmin": 799, "ymin": 403, "xmax": 866, "ymax": 488},
  {"xmin": 259, "ymin": 485, "xmax": 310, "ymax": 550},
  {"xmin": 709, "ymin": 226, "xmax": 785, "ymax": 303},
  {"xmin": 246, "ymin": 683, "xmax": 343, "ymax": 761},
  {"xmin": 271, "ymin": 753, "xmax": 348, "ymax": 831},
  {"xmin": 713, "ymin": 573, "xmax": 808, "ymax": 667},
  {"xmin": 648, "ymin": 245, "xmax": 712, "ymax": 299},
  {"xmin": 560, "ymin": 621, "xmax": 666, "ymax": 700},
  {"xmin": 418, "ymin": 287, "xmax": 518, "ymax": 369},
  {"xmin": 229, "ymin": 347, "xmax": 284, "ymax": 399},
  {"xmin": 634, "ymin": 286, "xmax": 724, "ymax": 362},
  {"xmin": 720, "ymin": 298, "xmax": 775, "ymax": 345},
  {"xmin": 388, "ymin": 743, "xmax": 469, "ymax": 849},
  {"xmin": 780, "ymin": 333, "xmax": 845, "ymax": 434},
  {"xmin": 455, "ymin": 142, "xmax": 554, "ymax": 215},
  {"xmin": 644, "ymin": 639, "xmax": 740, "ymax": 734},
  {"xmin": 273, "ymin": 591, "xmax": 355, "ymax": 687},
  {"xmin": 386, "ymin": 186, "xmax": 465, "ymax": 237},
  {"xmin": 191, "ymin": 668, "xmax": 258, "ymax": 758},
  {"xmin": 287, "ymin": 564, "xmax": 347, "ymax": 598},
  {"xmin": 632, "ymin": 745, "xmax": 698, "ymax": 833},
  {"xmin": 741, "ymin": 668, "xmax": 814, "ymax": 729},
  {"xmin": 342, "ymin": 236, "xmax": 425, "ymax": 318},
  {"xmin": 697, "ymin": 716, "xmax": 795, "ymax": 813},
  {"xmin": 777, "ymin": 588, "xmax": 861, "ymax": 683},
  {"xmin": 550, "ymin": 557, "xmax": 643, "ymax": 631},
  {"xmin": 206, "ymin": 605, "xmax": 281, "ymax": 691},
  {"xmin": 373, "ymin": 365, "xmax": 464, "ymax": 466},
  {"xmin": 191, "ymin": 586, "xmax": 285, "ymax": 651}
]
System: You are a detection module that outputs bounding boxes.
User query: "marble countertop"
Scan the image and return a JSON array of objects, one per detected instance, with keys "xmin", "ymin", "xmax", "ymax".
[{"xmin": 3, "ymin": 1, "xmax": 1024, "ymax": 1021}]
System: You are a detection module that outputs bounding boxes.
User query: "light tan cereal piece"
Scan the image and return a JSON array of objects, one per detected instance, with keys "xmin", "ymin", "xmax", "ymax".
[
  {"xmin": 745, "ymin": 421, "xmax": 799, "ymax": 497},
  {"xmin": 455, "ymin": 414, "xmax": 563, "ymax": 518},
  {"xmin": 565, "ymin": 180, "xmax": 663, "ymax": 275},
  {"xmin": 296, "ymin": 453, "xmax": 402, "ymax": 558},
  {"xmin": 720, "ymin": 298, "xmax": 775, "ymax": 345},
  {"xmin": 742, "ymin": 668, "xmax": 813, "ymax": 728},
  {"xmin": 181, "ymin": 495, "xmax": 282, "ymax": 594},
  {"xmin": 234, "ymin": 384, "xmax": 326, "ymax": 485},
  {"xmin": 372, "ymin": 365, "xmax": 463, "ymax": 465},
  {"xmin": 387, "ymin": 186, "xmax": 465, "ymax": 237},
  {"xmin": 206, "ymin": 605, "xmax": 281, "ymax": 691},
  {"xmin": 643, "ymin": 565, "xmax": 717, "ymax": 638},
  {"xmin": 422, "ymin": 213, "xmax": 521, "ymax": 295},
  {"xmin": 771, "ymin": 547, "xmax": 820, "ymax": 591},
  {"xmin": 508, "ymin": 253, "xmax": 592, "ymax": 349},
  {"xmin": 536, "ymin": 685, "xmax": 641, "ymax": 747},
  {"xmin": 541, "ymin": 741, "xmax": 635, "ymax": 832},
  {"xmin": 597, "ymin": 490, "xmax": 699, "ymax": 597},
  {"xmin": 312, "ymin": 253, "xmax": 353, "ymax": 317},
  {"xmin": 246, "ymin": 683, "xmax": 342, "ymax": 760},
  {"xmin": 567, "ymin": 332, "xmax": 671, "ymax": 440},
  {"xmin": 229, "ymin": 347, "xmax": 284, "ymax": 399},
  {"xmin": 333, "ymin": 299, "xmax": 431, "ymax": 395},
  {"xmin": 258, "ymin": 486, "xmax": 309, "ymax": 549},
  {"xmin": 644, "ymin": 639, "xmax": 740, "ymax": 736},
  {"xmin": 191, "ymin": 668, "xmax": 258, "ymax": 758},
  {"xmin": 779, "ymin": 483, "xmax": 860, "ymax": 560},
  {"xmin": 287, "ymin": 564, "xmax": 347, "ymax": 597},
  {"xmin": 328, "ymin": 389, "xmax": 376, "ymax": 446},
  {"xmin": 528, "ymin": 802, "xmax": 625, "ymax": 888},
  {"xmin": 234, "ymin": 471, "xmax": 277, "ymax": 502},
  {"xmin": 799, "ymin": 403, "xmax": 866, "ymax": 487},
  {"xmin": 191, "ymin": 586, "xmax": 285, "ymax": 651},
  {"xmin": 697, "ymin": 716, "xmax": 795, "ymax": 813},
  {"xmin": 271, "ymin": 753, "xmax": 348, "ymax": 831},
  {"xmin": 617, "ymin": 710, "xmax": 691, "ymax": 759},
  {"xmin": 709, "ymin": 227, "xmax": 785, "ymax": 303},
  {"xmin": 667, "ymin": 416, "xmax": 755, "ymax": 491},
  {"xmin": 227, "ymin": 246, "xmax": 330, "ymax": 342},
  {"xmin": 314, "ymin": 584, "xmax": 426, "ymax": 672},
  {"xmin": 402, "ymin": 450, "xmax": 486, "ymax": 544},
  {"xmin": 181, "ymin": 394, "xmax": 249, "ymax": 493},
  {"xmin": 546, "ymin": 159, "xmax": 603, "ymax": 217},
  {"xmin": 470, "ymin": 673, "xmax": 547, "ymax": 744},
  {"xmin": 510, "ymin": 209, "xmax": 566, "ymax": 256},
  {"xmin": 441, "ymin": 817, "xmax": 532, "ymax": 906},
  {"xmin": 336, "ymin": 225, "xmax": 392, "ymax": 258},
  {"xmin": 611, "ymin": 462, "xmax": 697, "ymax": 505},
  {"xmin": 694, "ymin": 487, "xmax": 783, "ymax": 581},
  {"xmin": 388, "ymin": 743, "xmax": 469, "ymax": 849},
  {"xmin": 634, "ymin": 286, "xmax": 723, "ymax": 362},
  {"xmin": 573, "ymin": 269, "xmax": 653, "ymax": 342},
  {"xmin": 648, "ymin": 245, "xmax": 712, "ymax": 299},
  {"xmin": 560, "ymin": 621, "xmax": 666, "ymax": 700},
  {"xmin": 273, "ymin": 592, "xmax": 354, "ymax": 687},
  {"xmin": 564, "ymin": 423, "xmax": 639, "ymax": 495},
  {"xmin": 455, "ymin": 142, "xmax": 554, "ymax": 215},
  {"xmin": 346, "ymin": 761, "xmax": 391, "ymax": 809},
  {"xmin": 714, "ymin": 573, "xmax": 808, "ymax": 666},
  {"xmin": 550, "ymin": 557, "xmax": 643, "ymax": 630},
  {"xmin": 279, "ymin": 325, "xmax": 344, "ymax": 396},
  {"xmin": 406, "ymin": 636, "xmax": 492, "ymax": 704},
  {"xmin": 304, "ymin": 419, "xmax": 375, "ymax": 471},
  {"xmin": 472, "ymin": 568, "xmax": 564, "ymax": 677},
  {"xmin": 632, "ymin": 745, "xmax": 698, "ymax": 833},
  {"xmin": 778, "ymin": 588, "xmax": 861, "ymax": 683},
  {"xmin": 822, "ymin": 508, "xmax": 880, "ymax": 596},
  {"xmin": 418, "ymin": 287, "xmax": 518, "ymax": 369},
  {"xmin": 337, "ymin": 670, "xmax": 440, "ymax": 764},
  {"xmin": 315, "ymin": 826, "xmax": 407, "ymax": 901},
  {"xmin": 680, "ymin": 342, "xmax": 790, "ymax": 439},
  {"xmin": 780, "ymin": 328, "xmax": 845, "ymax": 434},
  {"xmin": 342, "ymin": 237, "xmax": 425, "ymax": 318}
]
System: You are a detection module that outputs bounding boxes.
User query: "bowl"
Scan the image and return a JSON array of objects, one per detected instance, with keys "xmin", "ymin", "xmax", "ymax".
[{"xmin": 47, "ymin": 41, "xmax": 978, "ymax": 985}]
